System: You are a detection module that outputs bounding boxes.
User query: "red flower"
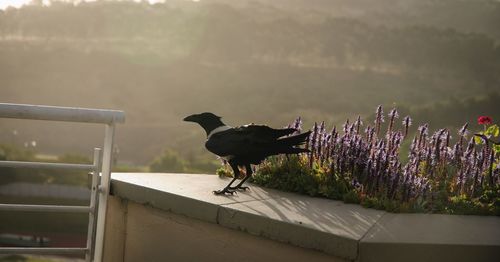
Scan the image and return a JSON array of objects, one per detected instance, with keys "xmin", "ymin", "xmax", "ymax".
[{"xmin": 478, "ymin": 116, "xmax": 492, "ymax": 125}]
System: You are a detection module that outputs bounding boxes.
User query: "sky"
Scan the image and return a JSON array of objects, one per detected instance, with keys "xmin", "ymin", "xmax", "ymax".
[
  {"xmin": 0, "ymin": 0, "xmax": 34, "ymax": 9},
  {"xmin": 0, "ymin": 0, "xmax": 177, "ymax": 10}
]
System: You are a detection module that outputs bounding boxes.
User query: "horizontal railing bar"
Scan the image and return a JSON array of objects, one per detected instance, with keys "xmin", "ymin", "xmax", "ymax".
[
  {"xmin": 0, "ymin": 103, "xmax": 125, "ymax": 124},
  {"xmin": 0, "ymin": 160, "xmax": 95, "ymax": 170},
  {"xmin": 0, "ymin": 247, "xmax": 87, "ymax": 255},
  {"xmin": 0, "ymin": 204, "xmax": 91, "ymax": 213}
]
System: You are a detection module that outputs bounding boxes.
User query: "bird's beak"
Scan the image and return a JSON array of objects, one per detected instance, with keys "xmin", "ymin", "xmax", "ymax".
[{"xmin": 183, "ymin": 114, "xmax": 198, "ymax": 122}]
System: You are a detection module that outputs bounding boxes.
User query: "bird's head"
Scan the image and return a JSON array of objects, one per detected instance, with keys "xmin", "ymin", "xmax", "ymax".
[
  {"xmin": 183, "ymin": 112, "xmax": 225, "ymax": 135},
  {"xmin": 183, "ymin": 112, "xmax": 221, "ymax": 123}
]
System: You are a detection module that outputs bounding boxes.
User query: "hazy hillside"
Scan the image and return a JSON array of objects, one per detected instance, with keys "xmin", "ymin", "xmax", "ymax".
[{"xmin": 0, "ymin": 0, "xmax": 498, "ymax": 165}]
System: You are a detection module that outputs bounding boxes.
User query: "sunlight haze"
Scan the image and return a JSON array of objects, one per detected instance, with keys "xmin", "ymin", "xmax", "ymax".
[
  {"xmin": 0, "ymin": 0, "xmax": 171, "ymax": 10},
  {"xmin": 1, "ymin": 0, "xmax": 499, "ymax": 166}
]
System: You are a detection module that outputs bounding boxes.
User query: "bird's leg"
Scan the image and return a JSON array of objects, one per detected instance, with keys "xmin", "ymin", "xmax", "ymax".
[
  {"xmin": 213, "ymin": 162, "xmax": 239, "ymax": 195},
  {"xmin": 230, "ymin": 164, "xmax": 252, "ymax": 191}
]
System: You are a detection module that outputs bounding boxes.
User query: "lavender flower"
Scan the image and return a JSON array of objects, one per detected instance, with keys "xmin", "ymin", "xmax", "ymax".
[
  {"xmin": 374, "ymin": 105, "xmax": 384, "ymax": 136},
  {"xmin": 417, "ymin": 124, "xmax": 428, "ymax": 149},
  {"xmin": 293, "ymin": 117, "xmax": 303, "ymax": 133},
  {"xmin": 402, "ymin": 116, "xmax": 412, "ymax": 138},
  {"xmin": 343, "ymin": 119, "xmax": 350, "ymax": 133},
  {"xmin": 409, "ymin": 135, "xmax": 418, "ymax": 157},
  {"xmin": 310, "ymin": 122, "xmax": 318, "ymax": 167},
  {"xmin": 458, "ymin": 123, "xmax": 469, "ymax": 147},
  {"xmin": 458, "ymin": 123, "xmax": 469, "ymax": 137},
  {"xmin": 355, "ymin": 115, "xmax": 363, "ymax": 134},
  {"xmin": 317, "ymin": 121, "xmax": 326, "ymax": 161},
  {"xmin": 388, "ymin": 108, "xmax": 399, "ymax": 119},
  {"xmin": 271, "ymin": 105, "xmax": 500, "ymax": 210},
  {"xmin": 386, "ymin": 108, "xmax": 399, "ymax": 141}
]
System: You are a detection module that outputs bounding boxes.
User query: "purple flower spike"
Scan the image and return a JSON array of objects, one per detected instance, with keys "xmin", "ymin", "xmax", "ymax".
[
  {"xmin": 458, "ymin": 123, "xmax": 468, "ymax": 137},
  {"xmin": 417, "ymin": 124, "xmax": 428, "ymax": 149},
  {"xmin": 293, "ymin": 117, "xmax": 303, "ymax": 133},
  {"xmin": 375, "ymin": 105, "xmax": 384, "ymax": 136},
  {"xmin": 255, "ymin": 104, "xmax": 498, "ymax": 210},
  {"xmin": 343, "ymin": 119, "xmax": 350, "ymax": 133},
  {"xmin": 386, "ymin": 108, "xmax": 399, "ymax": 138},
  {"xmin": 355, "ymin": 115, "xmax": 363, "ymax": 134},
  {"xmin": 402, "ymin": 116, "xmax": 412, "ymax": 138},
  {"xmin": 388, "ymin": 108, "xmax": 399, "ymax": 119}
]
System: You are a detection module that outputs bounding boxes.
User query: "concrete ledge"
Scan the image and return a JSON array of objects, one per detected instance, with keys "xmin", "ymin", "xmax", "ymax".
[
  {"xmin": 360, "ymin": 213, "xmax": 500, "ymax": 262},
  {"xmin": 111, "ymin": 178, "xmax": 221, "ymax": 223},
  {"xmin": 109, "ymin": 173, "xmax": 500, "ymax": 262},
  {"xmin": 218, "ymin": 196, "xmax": 383, "ymax": 260},
  {"xmin": 104, "ymin": 195, "xmax": 345, "ymax": 262}
]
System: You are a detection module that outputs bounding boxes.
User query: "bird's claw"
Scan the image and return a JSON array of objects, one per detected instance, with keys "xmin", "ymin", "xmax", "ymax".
[
  {"xmin": 229, "ymin": 186, "xmax": 250, "ymax": 191},
  {"xmin": 213, "ymin": 188, "xmax": 236, "ymax": 195}
]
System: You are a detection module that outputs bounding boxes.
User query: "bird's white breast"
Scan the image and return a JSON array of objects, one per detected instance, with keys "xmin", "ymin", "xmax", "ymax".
[{"xmin": 207, "ymin": 125, "xmax": 232, "ymax": 140}]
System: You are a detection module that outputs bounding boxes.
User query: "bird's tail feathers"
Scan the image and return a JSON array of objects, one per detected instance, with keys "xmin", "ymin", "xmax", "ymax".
[
  {"xmin": 278, "ymin": 130, "xmax": 311, "ymax": 146},
  {"xmin": 270, "ymin": 131, "xmax": 311, "ymax": 155},
  {"xmin": 274, "ymin": 128, "xmax": 298, "ymax": 138}
]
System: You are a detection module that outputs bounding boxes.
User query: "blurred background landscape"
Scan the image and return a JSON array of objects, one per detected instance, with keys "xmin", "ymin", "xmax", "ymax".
[
  {"xmin": 1, "ymin": 0, "xmax": 499, "ymax": 172},
  {"xmin": 0, "ymin": 0, "xmax": 499, "ymax": 259}
]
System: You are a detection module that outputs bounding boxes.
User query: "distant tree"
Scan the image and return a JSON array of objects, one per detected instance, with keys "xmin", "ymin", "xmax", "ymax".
[{"xmin": 149, "ymin": 149, "xmax": 187, "ymax": 173}]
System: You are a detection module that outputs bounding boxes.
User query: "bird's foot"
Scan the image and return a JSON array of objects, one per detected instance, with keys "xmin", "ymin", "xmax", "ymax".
[
  {"xmin": 229, "ymin": 185, "xmax": 249, "ymax": 191},
  {"xmin": 213, "ymin": 188, "xmax": 236, "ymax": 195}
]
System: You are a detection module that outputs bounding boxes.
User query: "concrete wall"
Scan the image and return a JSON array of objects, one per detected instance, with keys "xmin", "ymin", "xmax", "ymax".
[
  {"xmin": 102, "ymin": 196, "xmax": 127, "ymax": 262},
  {"xmin": 102, "ymin": 195, "xmax": 346, "ymax": 262},
  {"xmin": 106, "ymin": 173, "xmax": 500, "ymax": 262}
]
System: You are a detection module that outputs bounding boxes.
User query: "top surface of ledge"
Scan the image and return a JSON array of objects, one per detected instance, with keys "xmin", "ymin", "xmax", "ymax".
[
  {"xmin": 110, "ymin": 173, "xmax": 382, "ymax": 240},
  {"xmin": 110, "ymin": 172, "xmax": 500, "ymax": 261}
]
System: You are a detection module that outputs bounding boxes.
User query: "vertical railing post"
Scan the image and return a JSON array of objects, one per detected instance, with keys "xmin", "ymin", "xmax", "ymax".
[
  {"xmin": 93, "ymin": 123, "xmax": 115, "ymax": 262},
  {"xmin": 85, "ymin": 148, "xmax": 101, "ymax": 262}
]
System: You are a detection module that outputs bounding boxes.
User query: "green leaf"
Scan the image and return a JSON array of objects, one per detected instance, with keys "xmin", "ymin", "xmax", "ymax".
[
  {"xmin": 493, "ymin": 124, "xmax": 499, "ymax": 137},
  {"xmin": 494, "ymin": 145, "xmax": 500, "ymax": 154},
  {"xmin": 486, "ymin": 124, "xmax": 499, "ymax": 137},
  {"xmin": 474, "ymin": 135, "xmax": 484, "ymax": 145}
]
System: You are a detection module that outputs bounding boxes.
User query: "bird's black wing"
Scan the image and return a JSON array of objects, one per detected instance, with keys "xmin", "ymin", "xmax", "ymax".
[
  {"xmin": 234, "ymin": 125, "xmax": 296, "ymax": 140},
  {"xmin": 205, "ymin": 125, "xmax": 293, "ymax": 157}
]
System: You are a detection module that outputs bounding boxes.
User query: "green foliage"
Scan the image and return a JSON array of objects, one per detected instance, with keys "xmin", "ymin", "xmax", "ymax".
[
  {"xmin": 252, "ymin": 153, "xmax": 499, "ymax": 216},
  {"xmin": 486, "ymin": 125, "xmax": 500, "ymax": 137},
  {"xmin": 342, "ymin": 190, "xmax": 360, "ymax": 204},
  {"xmin": 253, "ymin": 155, "xmax": 360, "ymax": 199},
  {"xmin": 253, "ymin": 156, "xmax": 355, "ymax": 204},
  {"xmin": 357, "ymin": 196, "xmax": 402, "ymax": 212},
  {"xmin": 216, "ymin": 166, "xmax": 232, "ymax": 178},
  {"xmin": 445, "ymin": 195, "xmax": 489, "ymax": 215},
  {"xmin": 475, "ymin": 122, "xmax": 500, "ymax": 154},
  {"xmin": 252, "ymin": 156, "xmax": 318, "ymax": 196}
]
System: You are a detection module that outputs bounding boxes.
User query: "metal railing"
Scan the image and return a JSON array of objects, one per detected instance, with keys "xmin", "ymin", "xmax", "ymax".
[{"xmin": 0, "ymin": 103, "xmax": 125, "ymax": 262}]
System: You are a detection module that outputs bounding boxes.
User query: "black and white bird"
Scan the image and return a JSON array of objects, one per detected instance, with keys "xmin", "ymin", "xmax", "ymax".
[{"xmin": 183, "ymin": 112, "xmax": 311, "ymax": 195}]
